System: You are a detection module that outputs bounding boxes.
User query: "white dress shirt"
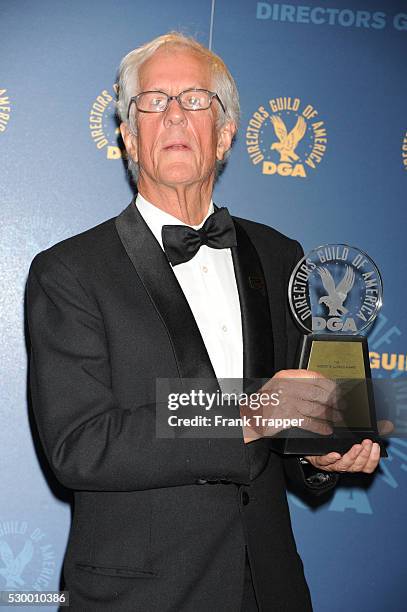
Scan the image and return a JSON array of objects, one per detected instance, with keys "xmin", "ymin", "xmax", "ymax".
[{"xmin": 136, "ymin": 193, "xmax": 243, "ymax": 380}]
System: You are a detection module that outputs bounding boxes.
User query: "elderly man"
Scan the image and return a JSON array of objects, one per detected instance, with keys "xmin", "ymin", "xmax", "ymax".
[{"xmin": 27, "ymin": 33, "xmax": 382, "ymax": 611}]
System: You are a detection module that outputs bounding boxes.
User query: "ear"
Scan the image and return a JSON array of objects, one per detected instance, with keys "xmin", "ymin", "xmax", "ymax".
[
  {"xmin": 120, "ymin": 122, "xmax": 138, "ymax": 163},
  {"xmin": 216, "ymin": 121, "xmax": 236, "ymax": 161}
]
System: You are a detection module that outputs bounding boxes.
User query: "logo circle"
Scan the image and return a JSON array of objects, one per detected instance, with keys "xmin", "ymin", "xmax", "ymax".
[
  {"xmin": 246, "ymin": 96, "xmax": 327, "ymax": 178},
  {"xmin": 288, "ymin": 244, "xmax": 383, "ymax": 334}
]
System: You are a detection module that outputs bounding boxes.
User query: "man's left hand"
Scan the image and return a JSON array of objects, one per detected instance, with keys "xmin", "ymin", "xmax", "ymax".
[{"xmin": 305, "ymin": 439, "xmax": 381, "ymax": 474}]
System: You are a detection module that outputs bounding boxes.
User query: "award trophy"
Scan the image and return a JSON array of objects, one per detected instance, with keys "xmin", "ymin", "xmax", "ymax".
[{"xmin": 273, "ymin": 244, "xmax": 386, "ymax": 455}]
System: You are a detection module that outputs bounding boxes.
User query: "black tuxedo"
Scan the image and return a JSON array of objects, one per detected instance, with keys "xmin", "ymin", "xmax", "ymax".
[{"xmin": 27, "ymin": 199, "xmax": 336, "ymax": 611}]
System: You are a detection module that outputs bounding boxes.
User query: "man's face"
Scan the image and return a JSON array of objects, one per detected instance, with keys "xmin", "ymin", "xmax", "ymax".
[{"xmin": 122, "ymin": 47, "xmax": 234, "ymax": 189}]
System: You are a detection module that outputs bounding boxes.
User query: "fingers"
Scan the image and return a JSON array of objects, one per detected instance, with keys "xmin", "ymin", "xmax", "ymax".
[
  {"xmin": 273, "ymin": 369, "xmax": 307, "ymax": 379},
  {"xmin": 305, "ymin": 452, "xmax": 342, "ymax": 468},
  {"xmin": 285, "ymin": 381, "xmax": 341, "ymax": 425},
  {"xmin": 275, "ymin": 380, "xmax": 336, "ymax": 409},
  {"xmin": 264, "ymin": 374, "xmax": 340, "ymax": 434},
  {"xmin": 300, "ymin": 416, "xmax": 333, "ymax": 436},
  {"xmin": 273, "ymin": 369, "xmax": 327, "ymax": 380},
  {"xmin": 294, "ymin": 397, "xmax": 338, "ymax": 419},
  {"xmin": 281, "ymin": 378, "xmax": 338, "ymax": 406},
  {"xmin": 301, "ymin": 380, "xmax": 337, "ymax": 404},
  {"xmin": 378, "ymin": 420, "xmax": 394, "ymax": 436},
  {"xmin": 312, "ymin": 440, "xmax": 381, "ymax": 473},
  {"xmin": 268, "ymin": 373, "xmax": 394, "ymax": 448},
  {"xmin": 361, "ymin": 441, "xmax": 381, "ymax": 473},
  {"xmin": 331, "ymin": 443, "xmax": 367, "ymax": 472},
  {"xmin": 273, "ymin": 370, "xmax": 337, "ymax": 398}
]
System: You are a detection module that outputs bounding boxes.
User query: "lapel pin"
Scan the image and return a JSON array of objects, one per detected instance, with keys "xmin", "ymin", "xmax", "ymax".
[{"xmin": 248, "ymin": 275, "xmax": 265, "ymax": 290}]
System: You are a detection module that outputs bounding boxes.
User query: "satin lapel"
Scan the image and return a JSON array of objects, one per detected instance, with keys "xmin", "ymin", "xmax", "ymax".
[
  {"xmin": 232, "ymin": 219, "xmax": 275, "ymax": 479},
  {"xmin": 115, "ymin": 200, "xmax": 217, "ymax": 381},
  {"xmin": 231, "ymin": 219, "xmax": 275, "ymax": 382}
]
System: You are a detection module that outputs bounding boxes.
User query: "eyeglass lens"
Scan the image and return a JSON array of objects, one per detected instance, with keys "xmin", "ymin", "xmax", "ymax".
[{"xmin": 136, "ymin": 90, "xmax": 213, "ymax": 112}]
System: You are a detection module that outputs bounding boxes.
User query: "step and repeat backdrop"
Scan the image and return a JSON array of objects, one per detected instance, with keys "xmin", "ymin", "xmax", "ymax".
[{"xmin": 1, "ymin": 1, "xmax": 406, "ymax": 610}]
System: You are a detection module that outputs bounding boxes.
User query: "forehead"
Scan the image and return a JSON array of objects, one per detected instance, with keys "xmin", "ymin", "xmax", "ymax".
[{"xmin": 138, "ymin": 47, "xmax": 212, "ymax": 92}]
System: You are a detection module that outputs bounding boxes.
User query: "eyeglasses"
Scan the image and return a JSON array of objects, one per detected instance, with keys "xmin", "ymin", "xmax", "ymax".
[{"xmin": 127, "ymin": 88, "xmax": 226, "ymax": 117}]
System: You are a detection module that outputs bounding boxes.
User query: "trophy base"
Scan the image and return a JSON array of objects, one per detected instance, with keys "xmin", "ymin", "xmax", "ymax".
[{"xmin": 268, "ymin": 427, "xmax": 388, "ymax": 457}]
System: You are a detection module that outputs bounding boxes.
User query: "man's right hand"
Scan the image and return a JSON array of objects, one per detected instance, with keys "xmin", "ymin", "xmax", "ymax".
[{"xmin": 241, "ymin": 369, "xmax": 341, "ymax": 443}]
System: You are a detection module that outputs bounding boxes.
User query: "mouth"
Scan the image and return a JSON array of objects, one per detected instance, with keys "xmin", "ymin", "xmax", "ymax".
[{"xmin": 162, "ymin": 142, "xmax": 191, "ymax": 151}]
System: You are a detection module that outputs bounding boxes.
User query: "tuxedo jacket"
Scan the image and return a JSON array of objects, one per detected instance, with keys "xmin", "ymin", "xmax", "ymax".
[{"xmin": 27, "ymin": 200, "xmax": 336, "ymax": 612}]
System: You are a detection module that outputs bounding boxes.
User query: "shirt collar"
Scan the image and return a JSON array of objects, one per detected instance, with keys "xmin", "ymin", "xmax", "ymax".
[{"xmin": 135, "ymin": 193, "xmax": 214, "ymax": 249}]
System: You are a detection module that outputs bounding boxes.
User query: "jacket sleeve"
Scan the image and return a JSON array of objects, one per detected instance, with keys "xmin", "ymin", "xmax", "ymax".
[{"xmin": 27, "ymin": 250, "xmax": 251, "ymax": 492}]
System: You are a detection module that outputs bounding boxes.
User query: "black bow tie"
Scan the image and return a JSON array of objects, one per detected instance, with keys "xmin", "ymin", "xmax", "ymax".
[{"xmin": 161, "ymin": 207, "xmax": 237, "ymax": 266}]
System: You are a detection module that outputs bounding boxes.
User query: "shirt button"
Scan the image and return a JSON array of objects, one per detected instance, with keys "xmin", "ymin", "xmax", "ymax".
[
  {"xmin": 202, "ymin": 265, "xmax": 208, "ymax": 273},
  {"xmin": 222, "ymin": 325, "xmax": 228, "ymax": 332}
]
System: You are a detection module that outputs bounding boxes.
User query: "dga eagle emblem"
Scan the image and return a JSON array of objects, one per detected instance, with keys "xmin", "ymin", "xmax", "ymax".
[
  {"xmin": 246, "ymin": 96, "xmax": 327, "ymax": 178},
  {"xmin": 289, "ymin": 245, "xmax": 382, "ymax": 334},
  {"xmin": 318, "ymin": 265, "xmax": 355, "ymax": 316},
  {"xmin": 270, "ymin": 115, "xmax": 307, "ymax": 162},
  {"xmin": 0, "ymin": 539, "xmax": 33, "ymax": 588}
]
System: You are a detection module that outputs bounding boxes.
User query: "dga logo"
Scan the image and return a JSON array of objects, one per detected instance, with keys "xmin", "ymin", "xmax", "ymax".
[
  {"xmin": 0, "ymin": 89, "xmax": 11, "ymax": 133},
  {"xmin": 0, "ymin": 521, "xmax": 56, "ymax": 590},
  {"xmin": 246, "ymin": 96, "xmax": 327, "ymax": 177},
  {"xmin": 89, "ymin": 87, "xmax": 125, "ymax": 160},
  {"xmin": 402, "ymin": 130, "xmax": 407, "ymax": 171},
  {"xmin": 289, "ymin": 244, "xmax": 382, "ymax": 334}
]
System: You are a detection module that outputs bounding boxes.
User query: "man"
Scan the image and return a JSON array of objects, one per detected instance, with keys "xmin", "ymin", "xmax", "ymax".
[{"xmin": 27, "ymin": 33, "xmax": 382, "ymax": 611}]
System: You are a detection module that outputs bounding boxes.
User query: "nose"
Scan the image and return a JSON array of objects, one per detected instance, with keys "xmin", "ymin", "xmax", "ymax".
[{"xmin": 163, "ymin": 97, "xmax": 187, "ymax": 127}]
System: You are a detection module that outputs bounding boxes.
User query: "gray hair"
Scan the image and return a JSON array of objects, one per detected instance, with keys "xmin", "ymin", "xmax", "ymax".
[{"xmin": 116, "ymin": 32, "xmax": 240, "ymax": 182}]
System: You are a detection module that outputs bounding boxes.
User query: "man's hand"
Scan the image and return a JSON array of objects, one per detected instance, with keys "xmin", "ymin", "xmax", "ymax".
[
  {"xmin": 305, "ymin": 439, "xmax": 381, "ymax": 474},
  {"xmin": 304, "ymin": 420, "xmax": 393, "ymax": 473},
  {"xmin": 241, "ymin": 369, "xmax": 342, "ymax": 442}
]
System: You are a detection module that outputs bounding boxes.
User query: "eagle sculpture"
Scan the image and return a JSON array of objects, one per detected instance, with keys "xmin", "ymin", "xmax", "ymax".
[
  {"xmin": 270, "ymin": 115, "xmax": 307, "ymax": 162},
  {"xmin": 318, "ymin": 265, "xmax": 355, "ymax": 316}
]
